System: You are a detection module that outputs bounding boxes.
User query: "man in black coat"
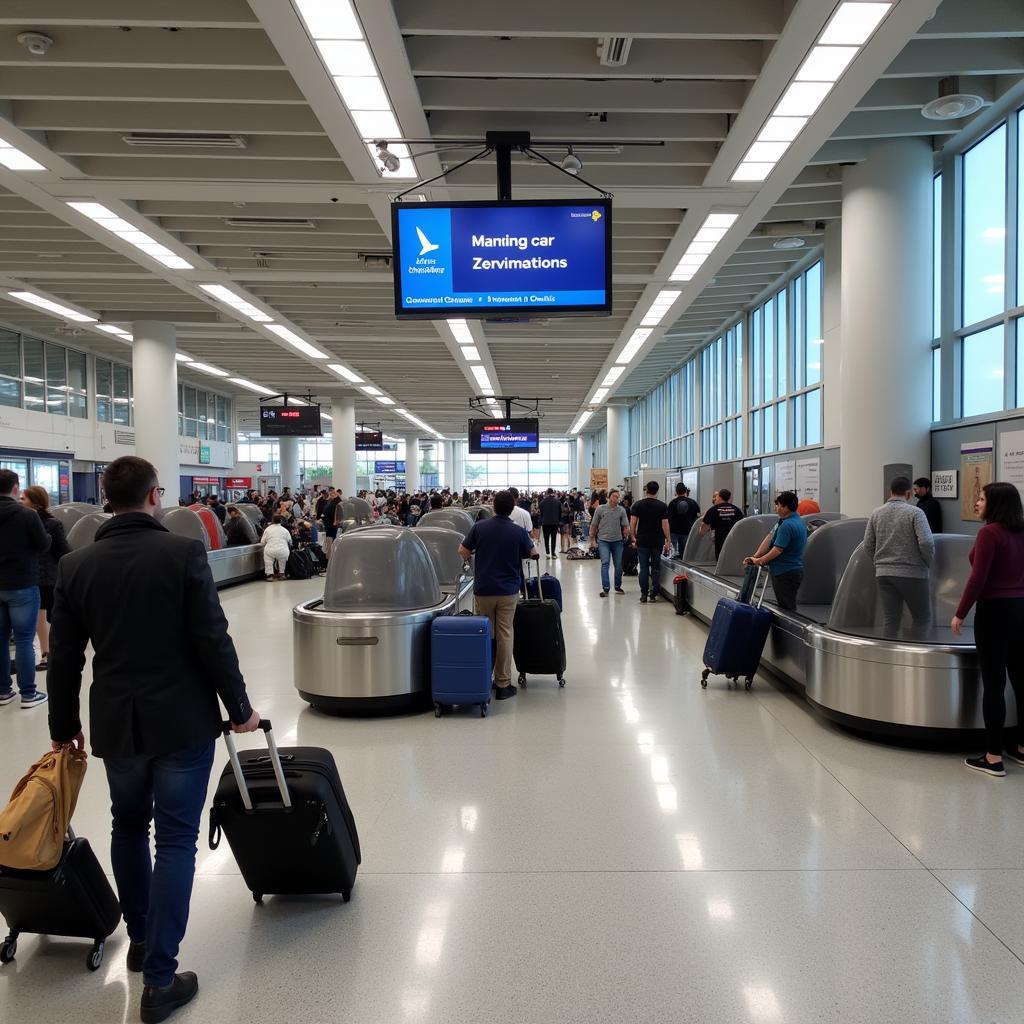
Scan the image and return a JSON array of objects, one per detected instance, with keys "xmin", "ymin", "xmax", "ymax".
[
  {"xmin": 913, "ymin": 477, "xmax": 943, "ymax": 534},
  {"xmin": 48, "ymin": 456, "xmax": 259, "ymax": 1024},
  {"xmin": 0, "ymin": 468, "xmax": 51, "ymax": 707}
]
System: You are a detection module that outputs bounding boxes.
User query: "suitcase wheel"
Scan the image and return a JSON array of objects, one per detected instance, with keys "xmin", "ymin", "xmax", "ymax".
[
  {"xmin": 558, "ymin": 677, "xmax": 566, "ymax": 688},
  {"xmin": 86, "ymin": 941, "xmax": 104, "ymax": 972},
  {"xmin": 341, "ymin": 890, "xmax": 351, "ymax": 903},
  {"xmin": 745, "ymin": 678, "xmax": 753, "ymax": 691},
  {"xmin": 1, "ymin": 934, "xmax": 17, "ymax": 964},
  {"xmin": 518, "ymin": 673, "xmax": 527, "ymax": 687},
  {"xmin": 480, "ymin": 703, "xmax": 487, "ymax": 717},
  {"xmin": 252, "ymin": 892, "xmax": 264, "ymax": 905},
  {"xmin": 434, "ymin": 703, "xmax": 443, "ymax": 718},
  {"xmin": 700, "ymin": 668, "xmax": 710, "ymax": 689}
]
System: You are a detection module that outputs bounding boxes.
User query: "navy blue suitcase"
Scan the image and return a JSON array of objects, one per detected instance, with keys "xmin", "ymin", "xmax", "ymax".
[
  {"xmin": 525, "ymin": 572, "xmax": 563, "ymax": 610},
  {"xmin": 701, "ymin": 567, "xmax": 772, "ymax": 690},
  {"xmin": 431, "ymin": 614, "xmax": 492, "ymax": 717}
]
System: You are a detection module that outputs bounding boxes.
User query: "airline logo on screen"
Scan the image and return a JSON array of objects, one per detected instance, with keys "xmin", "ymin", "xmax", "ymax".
[
  {"xmin": 398, "ymin": 204, "xmax": 607, "ymax": 311},
  {"xmin": 480, "ymin": 423, "xmax": 535, "ymax": 449}
]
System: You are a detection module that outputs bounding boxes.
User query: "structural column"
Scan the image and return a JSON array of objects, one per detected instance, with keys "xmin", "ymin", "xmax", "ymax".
[
  {"xmin": 131, "ymin": 320, "xmax": 179, "ymax": 505},
  {"xmin": 839, "ymin": 139, "xmax": 932, "ymax": 517},
  {"xmin": 404, "ymin": 435, "xmax": 421, "ymax": 494},
  {"xmin": 331, "ymin": 397, "xmax": 356, "ymax": 497},
  {"xmin": 576, "ymin": 435, "xmax": 588, "ymax": 490},
  {"xmin": 606, "ymin": 403, "xmax": 630, "ymax": 490},
  {"xmin": 278, "ymin": 435, "xmax": 299, "ymax": 493},
  {"xmin": 450, "ymin": 440, "xmax": 465, "ymax": 494}
]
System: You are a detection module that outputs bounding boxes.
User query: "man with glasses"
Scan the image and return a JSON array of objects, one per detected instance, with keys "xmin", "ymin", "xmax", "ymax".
[{"xmin": 48, "ymin": 456, "xmax": 259, "ymax": 1024}]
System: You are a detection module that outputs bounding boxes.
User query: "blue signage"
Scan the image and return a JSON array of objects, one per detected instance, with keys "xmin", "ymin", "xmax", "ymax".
[
  {"xmin": 374, "ymin": 461, "xmax": 406, "ymax": 474},
  {"xmin": 392, "ymin": 199, "xmax": 612, "ymax": 319}
]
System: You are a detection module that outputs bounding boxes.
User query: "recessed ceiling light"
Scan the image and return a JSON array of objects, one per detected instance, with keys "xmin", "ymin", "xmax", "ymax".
[
  {"xmin": 350, "ymin": 109, "xmax": 400, "ymax": 140},
  {"xmin": 743, "ymin": 141, "xmax": 789, "ymax": 164},
  {"xmin": 66, "ymin": 201, "xmax": 194, "ymax": 270},
  {"xmin": 818, "ymin": 2, "xmax": 891, "ymax": 46},
  {"xmin": 0, "ymin": 143, "xmax": 44, "ymax": 171},
  {"xmin": 460, "ymin": 346, "xmax": 481, "ymax": 361},
  {"xmin": 471, "ymin": 365, "xmax": 491, "ymax": 389},
  {"xmin": 327, "ymin": 363, "xmax": 363, "ymax": 382},
  {"xmin": 333, "ymin": 75, "xmax": 390, "ymax": 111},
  {"xmin": 316, "ymin": 39, "xmax": 375, "ymax": 77},
  {"xmin": 175, "ymin": 353, "xmax": 193, "ymax": 363},
  {"xmin": 229, "ymin": 377, "xmax": 276, "ymax": 396},
  {"xmin": 773, "ymin": 81, "xmax": 833, "ymax": 118},
  {"xmin": 756, "ymin": 116, "xmax": 808, "ymax": 143},
  {"xmin": 732, "ymin": 162, "xmax": 775, "ymax": 182},
  {"xmin": 96, "ymin": 324, "xmax": 132, "ymax": 340},
  {"xmin": 265, "ymin": 323, "xmax": 329, "ymax": 359},
  {"xmin": 188, "ymin": 361, "xmax": 230, "ymax": 377},
  {"xmin": 602, "ymin": 366, "xmax": 625, "ymax": 387},
  {"xmin": 375, "ymin": 395, "xmax": 395, "ymax": 405},
  {"xmin": 8, "ymin": 290, "xmax": 95, "ymax": 322},
  {"xmin": 361, "ymin": 385, "xmax": 382, "ymax": 395},
  {"xmin": 294, "ymin": 0, "xmax": 363, "ymax": 40},
  {"xmin": 795, "ymin": 45, "xmax": 858, "ymax": 83},
  {"xmin": 592, "ymin": 388, "xmax": 609, "ymax": 403}
]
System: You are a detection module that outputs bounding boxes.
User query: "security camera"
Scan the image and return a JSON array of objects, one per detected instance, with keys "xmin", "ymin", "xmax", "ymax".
[
  {"xmin": 375, "ymin": 142, "xmax": 401, "ymax": 174},
  {"xmin": 560, "ymin": 147, "xmax": 582, "ymax": 176},
  {"xmin": 17, "ymin": 32, "xmax": 54, "ymax": 56}
]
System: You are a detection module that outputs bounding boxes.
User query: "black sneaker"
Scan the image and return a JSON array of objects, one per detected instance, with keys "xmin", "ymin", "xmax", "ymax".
[
  {"xmin": 36, "ymin": 657, "xmax": 48, "ymax": 671},
  {"xmin": 639, "ymin": 594, "xmax": 648, "ymax": 604},
  {"xmin": 965, "ymin": 755, "xmax": 1006, "ymax": 777},
  {"xmin": 495, "ymin": 684, "xmax": 518, "ymax": 700},
  {"xmin": 0, "ymin": 690, "xmax": 15, "ymax": 707},
  {"xmin": 599, "ymin": 590, "xmax": 608, "ymax": 598},
  {"xmin": 614, "ymin": 588, "xmax": 625, "ymax": 595},
  {"xmin": 1004, "ymin": 748, "xmax": 1024, "ymax": 767},
  {"xmin": 649, "ymin": 594, "xmax": 658, "ymax": 603},
  {"xmin": 141, "ymin": 973, "xmax": 199, "ymax": 1024},
  {"xmin": 127, "ymin": 941, "xmax": 146, "ymax": 973}
]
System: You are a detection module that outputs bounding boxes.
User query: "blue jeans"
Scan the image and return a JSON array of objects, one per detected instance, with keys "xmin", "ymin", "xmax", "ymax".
[
  {"xmin": 598, "ymin": 539, "xmax": 624, "ymax": 592},
  {"xmin": 0, "ymin": 586, "xmax": 41, "ymax": 698},
  {"xmin": 638, "ymin": 546, "xmax": 663, "ymax": 597},
  {"xmin": 671, "ymin": 532, "xmax": 687, "ymax": 557},
  {"xmin": 104, "ymin": 741, "xmax": 215, "ymax": 987}
]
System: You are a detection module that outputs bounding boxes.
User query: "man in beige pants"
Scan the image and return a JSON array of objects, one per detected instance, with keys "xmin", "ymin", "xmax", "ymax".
[{"xmin": 459, "ymin": 490, "xmax": 538, "ymax": 701}]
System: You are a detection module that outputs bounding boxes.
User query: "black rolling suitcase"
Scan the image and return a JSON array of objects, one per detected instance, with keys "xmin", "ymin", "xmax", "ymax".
[
  {"xmin": 209, "ymin": 721, "xmax": 360, "ymax": 904},
  {"xmin": 513, "ymin": 559, "xmax": 567, "ymax": 688},
  {"xmin": 0, "ymin": 830, "xmax": 121, "ymax": 971}
]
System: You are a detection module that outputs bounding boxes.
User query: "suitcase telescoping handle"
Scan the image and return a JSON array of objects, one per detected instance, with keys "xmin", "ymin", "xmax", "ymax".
[
  {"xmin": 521, "ymin": 555, "xmax": 540, "ymax": 599},
  {"xmin": 220, "ymin": 719, "xmax": 293, "ymax": 812},
  {"xmin": 752, "ymin": 565, "xmax": 770, "ymax": 609}
]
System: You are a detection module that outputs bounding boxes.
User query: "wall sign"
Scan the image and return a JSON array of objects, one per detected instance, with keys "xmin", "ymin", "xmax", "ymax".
[
  {"xmin": 960, "ymin": 440, "xmax": 994, "ymax": 521},
  {"xmin": 931, "ymin": 470, "xmax": 957, "ymax": 500},
  {"xmin": 998, "ymin": 430, "xmax": 1024, "ymax": 495},
  {"xmin": 590, "ymin": 468, "xmax": 608, "ymax": 491},
  {"xmin": 199, "ymin": 445, "xmax": 211, "ymax": 465},
  {"xmin": 795, "ymin": 457, "xmax": 821, "ymax": 504},
  {"xmin": 776, "ymin": 460, "xmax": 796, "ymax": 493}
]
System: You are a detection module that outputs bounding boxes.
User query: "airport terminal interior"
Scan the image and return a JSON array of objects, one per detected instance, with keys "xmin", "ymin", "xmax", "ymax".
[{"xmin": 3, "ymin": 0, "xmax": 1024, "ymax": 1020}]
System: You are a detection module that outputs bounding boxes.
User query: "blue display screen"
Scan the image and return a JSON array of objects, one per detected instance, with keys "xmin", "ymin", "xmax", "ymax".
[
  {"xmin": 392, "ymin": 200, "xmax": 612, "ymax": 318},
  {"xmin": 468, "ymin": 418, "xmax": 540, "ymax": 454}
]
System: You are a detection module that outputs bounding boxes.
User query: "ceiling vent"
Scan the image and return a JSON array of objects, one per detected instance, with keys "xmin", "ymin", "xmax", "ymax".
[
  {"xmin": 597, "ymin": 37, "xmax": 632, "ymax": 67},
  {"xmin": 921, "ymin": 77, "xmax": 985, "ymax": 121},
  {"xmin": 773, "ymin": 237, "xmax": 805, "ymax": 250},
  {"xmin": 223, "ymin": 217, "xmax": 316, "ymax": 230},
  {"xmin": 252, "ymin": 247, "xmax": 361, "ymax": 260},
  {"xmin": 122, "ymin": 132, "xmax": 248, "ymax": 149}
]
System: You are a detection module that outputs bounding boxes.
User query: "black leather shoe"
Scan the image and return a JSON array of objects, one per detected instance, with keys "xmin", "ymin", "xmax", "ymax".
[
  {"xmin": 141, "ymin": 972, "xmax": 199, "ymax": 1024},
  {"xmin": 494, "ymin": 684, "xmax": 518, "ymax": 700},
  {"xmin": 127, "ymin": 940, "xmax": 146, "ymax": 973}
]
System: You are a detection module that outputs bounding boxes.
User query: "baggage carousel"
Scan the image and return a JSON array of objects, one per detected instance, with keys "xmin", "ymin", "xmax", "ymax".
[{"xmin": 660, "ymin": 516, "xmax": 1007, "ymax": 740}]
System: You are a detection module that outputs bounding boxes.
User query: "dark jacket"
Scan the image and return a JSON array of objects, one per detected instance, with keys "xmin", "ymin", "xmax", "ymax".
[
  {"xmin": 39, "ymin": 514, "xmax": 71, "ymax": 587},
  {"xmin": 209, "ymin": 501, "xmax": 226, "ymax": 524},
  {"xmin": 916, "ymin": 494, "xmax": 943, "ymax": 534},
  {"xmin": 539, "ymin": 495, "xmax": 563, "ymax": 526},
  {"xmin": 0, "ymin": 495, "xmax": 51, "ymax": 589},
  {"xmin": 48, "ymin": 513, "xmax": 252, "ymax": 758}
]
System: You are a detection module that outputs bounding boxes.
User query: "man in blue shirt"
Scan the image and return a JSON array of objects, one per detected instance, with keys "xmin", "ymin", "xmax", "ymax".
[
  {"xmin": 459, "ymin": 490, "xmax": 538, "ymax": 701},
  {"xmin": 743, "ymin": 491, "xmax": 807, "ymax": 612}
]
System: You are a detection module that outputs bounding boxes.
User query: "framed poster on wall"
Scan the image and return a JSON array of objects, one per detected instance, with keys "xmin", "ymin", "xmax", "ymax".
[
  {"xmin": 590, "ymin": 468, "xmax": 608, "ymax": 491},
  {"xmin": 931, "ymin": 470, "xmax": 957, "ymax": 499},
  {"xmin": 999, "ymin": 430, "xmax": 1024, "ymax": 494},
  {"xmin": 960, "ymin": 441, "xmax": 994, "ymax": 521}
]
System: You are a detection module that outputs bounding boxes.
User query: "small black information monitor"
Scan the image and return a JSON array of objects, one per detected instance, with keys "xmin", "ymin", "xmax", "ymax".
[
  {"xmin": 468, "ymin": 417, "xmax": 540, "ymax": 454},
  {"xmin": 259, "ymin": 405, "xmax": 322, "ymax": 437}
]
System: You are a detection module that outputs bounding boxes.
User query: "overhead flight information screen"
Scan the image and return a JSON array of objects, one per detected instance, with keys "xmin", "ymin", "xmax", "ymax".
[
  {"xmin": 392, "ymin": 199, "xmax": 612, "ymax": 319},
  {"xmin": 468, "ymin": 418, "xmax": 540, "ymax": 454},
  {"xmin": 259, "ymin": 405, "xmax": 322, "ymax": 437}
]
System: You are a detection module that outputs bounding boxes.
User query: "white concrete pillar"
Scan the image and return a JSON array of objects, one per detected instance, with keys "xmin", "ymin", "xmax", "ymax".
[
  {"xmin": 331, "ymin": 397, "xmax": 356, "ymax": 497},
  {"xmin": 441, "ymin": 440, "xmax": 454, "ymax": 490},
  {"xmin": 278, "ymin": 435, "xmax": 299, "ymax": 493},
  {"xmin": 404, "ymin": 435, "xmax": 421, "ymax": 494},
  {"xmin": 822, "ymin": 220, "xmax": 843, "ymax": 449},
  {"xmin": 451, "ymin": 440, "xmax": 465, "ymax": 493},
  {"xmin": 131, "ymin": 320, "xmax": 178, "ymax": 505},
  {"xmin": 576, "ymin": 435, "xmax": 588, "ymax": 490},
  {"xmin": 840, "ymin": 139, "xmax": 932, "ymax": 517},
  {"xmin": 606, "ymin": 404, "xmax": 629, "ymax": 489}
]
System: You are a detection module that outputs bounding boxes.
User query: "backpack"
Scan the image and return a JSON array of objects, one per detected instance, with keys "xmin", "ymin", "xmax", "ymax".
[
  {"xmin": 306, "ymin": 542, "xmax": 329, "ymax": 571},
  {"xmin": 0, "ymin": 747, "xmax": 87, "ymax": 870},
  {"xmin": 565, "ymin": 546, "xmax": 588, "ymax": 560},
  {"xmin": 285, "ymin": 548, "xmax": 316, "ymax": 580},
  {"xmin": 621, "ymin": 543, "xmax": 639, "ymax": 576}
]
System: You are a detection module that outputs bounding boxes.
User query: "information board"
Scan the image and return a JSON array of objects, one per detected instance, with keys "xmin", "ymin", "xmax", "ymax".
[
  {"xmin": 393, "ymin": 199, "xmax": 612, "ymax": 319},
  {"xmin": 259, "ymin": 405, "xmax": 322, "ymax": 437},
  {"xmin": 468, "ymin": 418, "xmax": 540, "ymax": 454}
]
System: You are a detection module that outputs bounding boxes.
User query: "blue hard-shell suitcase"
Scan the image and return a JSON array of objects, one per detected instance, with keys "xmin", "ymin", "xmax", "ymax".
[
  {"xmin": 701, "ymin": 567, "xmax": 772, "ymax": 690},
  {"xmin": 525, "ymin": 572, "xmax": 563, "ymax": 610},
  {"xmin": 431, "ymin": 614, "xmax": 492, "ymax": 717}
]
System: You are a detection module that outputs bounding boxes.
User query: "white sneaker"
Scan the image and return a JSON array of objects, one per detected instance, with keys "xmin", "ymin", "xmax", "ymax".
[
  {"xmin": 0, "ymin": 690, "xmax": 15, "ymax": 707},
  {"xmin": 20, "ymin": 692, "xmax": 48, "ymax": 709}
]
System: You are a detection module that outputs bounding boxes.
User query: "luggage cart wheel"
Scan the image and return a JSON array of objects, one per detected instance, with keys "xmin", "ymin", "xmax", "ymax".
[
  {"xmin": 0, "ymin": 935, "xmax": 17, "ymax": 963},
  {"xmin": 252, "ymin": 892, "xmax": 263, "ymax": 905},
  {"xmin": 700, "ymin": 668, "xmax": 710, "ymax": 689},
  {"xmin": 558, "ymin": 677, "xmax": 566, "ymax": 688},
  {"xmin": 518, "ymin": 673, "xmax": 527, "ymax": 687},
  {"xmin": 86, "ymin": 941, "xmax": 104, "ymax": 971},
  {"xmin": 745, "ymin": 678, "xmax": 753, "ymax": 691},
  {"xmin": 434, "ymin": 703, "xmax": 442, "ymax": 718}
]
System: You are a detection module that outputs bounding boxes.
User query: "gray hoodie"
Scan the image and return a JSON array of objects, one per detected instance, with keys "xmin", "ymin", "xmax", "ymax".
[{"xmin": 862, "ymin": 498, "xmax": 934, "ymax": 579}]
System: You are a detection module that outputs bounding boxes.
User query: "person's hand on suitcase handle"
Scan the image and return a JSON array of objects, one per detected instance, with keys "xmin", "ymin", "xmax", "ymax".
[{"xmin": 225, "ymin": 709, "xmax": 263, "ymax": 734}]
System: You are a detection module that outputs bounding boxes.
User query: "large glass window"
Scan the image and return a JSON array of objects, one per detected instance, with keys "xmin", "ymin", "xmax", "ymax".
[
  {"xmin": 628, "ymin": 358, "xmax": 696, "ymax": 471},
  {"xmin": 0, "ymin": 329, "xmax": 21, "ymax": 408},
  {"xmin": 112, "ymin": 364, "xmax": 131, "ymax": 425},
  {"xmin": 962, "ymin": 125, "xmax": 1007, "ymax": 327},
  {"xmin": 22, "ymin": 338, "xmax": 45, "ymax": 412},
  {"xmin": 932, "ymin": 348, "xmax": 941, "ymax": 423},
  {"xmin": 45, "ymin": 344, "xmax": 67, "ymax": 416},
  {"xmin": 67, "ymin": 349, "xmax": 87, "ymax": 418},
  {"xmin": 962, "ymin": 325, "xmax": 1005, "ymax": 417},
  {"xmin": 177, "ymin": 383, "xmax": 229, "ymax": 441},
  {"xmin": 933, "ymin": 173, "xmax": 942, "ymax": 339}
]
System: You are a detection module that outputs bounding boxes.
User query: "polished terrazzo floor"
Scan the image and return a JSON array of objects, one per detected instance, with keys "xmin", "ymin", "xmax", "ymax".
[{"xmin": 2, "ymin": 558, "xmax": 1024, "ymax": 1023}]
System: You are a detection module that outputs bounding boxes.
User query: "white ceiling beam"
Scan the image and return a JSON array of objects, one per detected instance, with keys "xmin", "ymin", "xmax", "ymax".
[
  {"xmin": 857, "ymin": 75, "xmax": 997, "ymax": 110},
  {"xmin": 833, "ymin": 109, "xmax": 964, "ymax": 139},
  {"xmin": 405, "ymin": 37, "xmax": 766, "ymax": 79},
  {"xmin": 916, "ymin": 0, "xmax": 1024, "ymax": 39},
  {"xmin": 0, "ymin": 0, "xmax": 259, "ymax": 28},
  {"xmin": 394, "ymin": 0, "xmax": 785, "ymax": 38},
  {"xmin": 884, "ymin": 38, "xmax": 1024, "ymax": 78}
]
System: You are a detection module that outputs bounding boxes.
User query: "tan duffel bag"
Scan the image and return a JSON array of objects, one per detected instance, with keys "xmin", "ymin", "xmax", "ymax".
[{"xmin": 0, "ymin": 747, "xmax": 87, "ymax": 870}]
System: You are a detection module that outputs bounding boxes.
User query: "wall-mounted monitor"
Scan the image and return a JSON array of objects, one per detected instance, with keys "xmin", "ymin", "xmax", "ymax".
[
  {"xmin": 259, "ymin": 405, "xmax": 322, "ymax": 437},
  {"xmin": 355, "ymin": 430, "xmax": 383, "ymax": 450},
  {"xmin": 392, "ymin": 198, "xmax": 612, "ymax": 319},
  {"xmin": 468, "ymin": 418, "xmax": 540, "ymax": 454}
]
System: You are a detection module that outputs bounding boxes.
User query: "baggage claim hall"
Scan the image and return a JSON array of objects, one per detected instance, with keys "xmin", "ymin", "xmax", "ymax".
[{"xmin": 1, "ymin": 1, "xmax": 1024, "ymax": 1021}]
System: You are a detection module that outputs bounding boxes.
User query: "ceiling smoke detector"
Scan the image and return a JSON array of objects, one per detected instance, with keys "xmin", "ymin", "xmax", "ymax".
[
  {"xmin": 597, "ymin": 37, "xmax": 632, "ymax": 67},
  {"xmin": 922, "ymin": 77, "xmax": 984, "ymax": 121},
  {"xmin": 773, "ymin": 236, "xmax": 806, "ymax": 250},
  {"xmin": 17, "ymin": 32, "xmax": 53, "ymax": 56}
]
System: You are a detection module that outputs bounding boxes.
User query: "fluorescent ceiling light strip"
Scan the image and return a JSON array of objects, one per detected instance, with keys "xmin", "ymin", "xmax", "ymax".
[
  {"xmin": 481, "ymin": 386, "xmax": 495, "ymax": 396},
  {"xmin": 66, "ymin": 201, "xmax": 194, "ymax": 270},
  {"xmin": 756, "ymin": 116, "xmax": 808, "ymax": 143},
  {"xmin": 97, "ymin": 324, "xmax": 131, "ymax": 339},
  {"xmin": 295, "ymin": 0, "xmax": 363, "ymax": 40},
  {"xmin": 732, "ymin": 163, "xmax": 775, "ymax": 182},
  {"xmin": 361, "ymin": 385, "xmax": 382, "ymax": 396},
  {"xmin": 334, "ymin": 76, "xmax": 390, "ymax": 111},
  {"xmin": 616, "ymin": 328, "xmax": 652, "ymax": 364},
  {"xmin": 351, "ymin": 109, "xmax": 400, "ymax": 139},
  {"xmin": 591, "ymin": 388, "xmax": 609, "ymax": 403},
  {"xmin": 704, "ymin": 213, "xmax": 739, "ymax": 229},
  {"xmin": 317, "ymin": 39, "xmax": 375, "ymax": 76},
  {"xmin": 795, "ymin": 45, "xmax": 858, "ymax": 83},
  {"xmin": 175, "ymin": 353, "xmax": 193, "ymax": 363},
  {"xmin": 602, "ymin": 366, "xmax": 625, "ymax": 387},
  {"xmin": 265, "ymin": 323, "xmax": 328, "ymax": 359},
  {"xmin": 460, "ymin": 346, "xmax": 481, "ymax": 361},
  {"xmin": 0, "ymin": 144, "xmax": 45, "ymax": 171},
  {"xmin": 375, "ymin": 396, "xmax": 395, "ymax": 406},
  {"xmin": 471, "ymin": 365, "xmax": 491, "ymax": 389},
  {"xmin": 743, "ymin": 141, "xmax": 789, "ymax": 164},
  {"xmin": 447, "ymin": 319, "xmax": 473, "ymax": 344},
  {"xmin": 819, "ymin": 2, "xmax": 891, "ymax": 46},
  {"xmin": 188, "ymin": 361, "xmax": 230, "ymax": 377},
  {"xmin": 327, "ymin": 363, "xmax": 363, "ymax": 383},
  {"xmin": 773, "ymin": 80, "xmax": 833, "ymax": 118},
  {"xmin": 229, "ymin": 377, "xmax": 276, "ymax": 396},
  {"xmin": 570, "ymin": 411, "xmax": 593, "ymax": 434},
  {"xmin": 8, "ymin": 290, "xmax": 95, "ymax": 322}
]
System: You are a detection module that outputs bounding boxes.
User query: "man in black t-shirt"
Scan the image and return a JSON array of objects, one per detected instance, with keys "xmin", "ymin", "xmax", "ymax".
[
  {"xmin": 667, "ymin": 483, "xmax": 700, "ymax": 556},
  {"xmin": 700, "ymin": 488, "xmax": 744, "ymax": 559},
  {"xmin": 629, "ymin": 481, "xmax": 672, "ymax": 603}
]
